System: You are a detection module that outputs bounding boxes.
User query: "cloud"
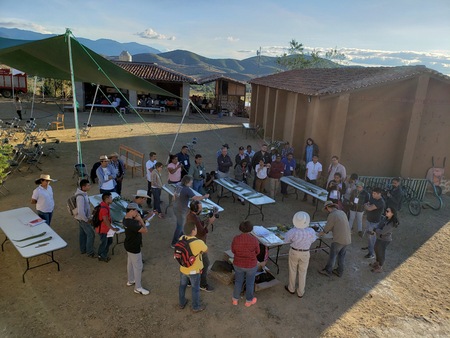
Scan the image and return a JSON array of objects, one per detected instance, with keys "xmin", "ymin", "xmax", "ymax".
[
  {"xmin": 0, "ymin": 20, "xmax": 52, "ymax": 34},
  {"xmin": 237, "ymin": 50, "xmax": 256, "ymax": 53},
  {"xmin": 135, "ymin": 28, "xmax": 175, "ymax": 40},
  {"xmin": 226, "ymin": 36, "xmax": 239, "ymax": 42}
]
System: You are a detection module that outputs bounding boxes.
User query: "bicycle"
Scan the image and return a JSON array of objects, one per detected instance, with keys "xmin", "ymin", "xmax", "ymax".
[{"xmin": 401, "ymin": 178, "xmax": 422, "ymax": 216}]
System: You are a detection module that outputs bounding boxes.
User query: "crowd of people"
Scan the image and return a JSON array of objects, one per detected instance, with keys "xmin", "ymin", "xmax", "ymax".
[{"xmin": 28, "ymin": 136, "xmax": 402, "ymax": 312}]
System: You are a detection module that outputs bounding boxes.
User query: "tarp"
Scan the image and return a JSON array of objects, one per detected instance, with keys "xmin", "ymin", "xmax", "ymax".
[{"xmin": 0, "ymin": 35, "xmax": 177, "ymax": 97}]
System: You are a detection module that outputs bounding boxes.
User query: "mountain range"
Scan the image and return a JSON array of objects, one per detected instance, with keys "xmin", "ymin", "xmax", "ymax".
[{"xmin": 0, "ymin": 27, "xmax": 286, "ymax": 81}]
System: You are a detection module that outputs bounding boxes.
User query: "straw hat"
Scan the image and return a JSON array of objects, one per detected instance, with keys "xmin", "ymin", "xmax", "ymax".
[
  {"xmin": 99, "ymin": 155, "xmax": 110, "ymax": 162},
  {"xmin": 133, "ymin": 190, "xmax": 150, "ymax": 199},
  {"xmin": 322, "ymin": 200, "xmax": 338, "ymax": 211},
  {"xmin": 108, "ymin": 152, "xmax": 119, "ymax": 159},
  {"xmin": 35, "ymin": 174, "xmax": 55, "ymax": 185},
  {"xmin": 292, "ymin": 211, "xmax": 310, "ymax": 229}
]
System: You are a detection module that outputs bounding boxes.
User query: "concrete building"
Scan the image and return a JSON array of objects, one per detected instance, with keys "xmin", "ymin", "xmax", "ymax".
[{"xmin": 249, "ymin": 66, "xmax": 450, "ymax": 178}]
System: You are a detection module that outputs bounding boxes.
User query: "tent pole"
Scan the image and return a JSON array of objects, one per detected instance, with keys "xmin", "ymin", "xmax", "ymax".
[
  {"xmin": 167, "ymin": 100, "xmax": 190, "ymax": 163},
  {"xmin": 87, "ymin": 84, "xmax": 99, "ymax": 125},
  {"xmin": 66, "ymin": 29, "xmax": 82, "ymax": 165},
  {"xmin": 12, "ymin": 71, "xmax": 14, "ymax": 103},
  {"xmin": 31, "ymin": 76, "xmax": 37, "ymax": 118}
]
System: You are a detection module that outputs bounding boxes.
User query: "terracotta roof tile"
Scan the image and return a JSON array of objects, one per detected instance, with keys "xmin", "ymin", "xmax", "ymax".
[
  {"xmin": 249, "ymin": 66, "xmax": 450, "ymax": 96},
  {"xmin": 113, "ymin": 61, "xmax": 197, "ymax": 84},
  {"xmin": 198, "ymin": 74, "xmax": 248, "ymax": 86}
]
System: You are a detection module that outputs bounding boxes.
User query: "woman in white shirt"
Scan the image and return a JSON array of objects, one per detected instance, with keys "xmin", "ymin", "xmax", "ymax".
[{"xmin": 255, "ymin": 159, "xmax": 270, "ymax": 193}]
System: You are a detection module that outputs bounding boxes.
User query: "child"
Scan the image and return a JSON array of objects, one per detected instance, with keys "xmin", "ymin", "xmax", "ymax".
[{"xmin": 151, "ymin": 162, "xmax": 164, "ymax": 218}]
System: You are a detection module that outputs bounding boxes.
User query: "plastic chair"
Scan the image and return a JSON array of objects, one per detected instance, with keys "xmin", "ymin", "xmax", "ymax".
[{"xmin": 47, "ymin": 140, "xmax": 60, "ymax": 158}]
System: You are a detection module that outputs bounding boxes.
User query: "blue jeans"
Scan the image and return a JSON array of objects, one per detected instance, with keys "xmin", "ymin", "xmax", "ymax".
[
  {"xmin": 98, "ymin": 233, "xmax": 113, "ymax": 259},
  {"xmin": 152, "ymin": 188, "xmax": 162, "ymax": 214},
  {"xmin": 366, "ymin": 221, "xmax": 378, "ymax": 255},
  {"xmin": 374, "ymin": 240, "xmax": 390, "ymax": 266},
  {"xmin": 115, "ymin": 181, "xmax": 122, "ymax": 196},
  {"xmin": 78, "ymin": 220, "xmax": 95, "ymax": 255},
  {"xmin": 171, "ymin": 209, "xmax": 186, "ymax": 246},
  {"xmin": 233, "ymin": 264, "xmax": 258, "ymax": 302},
  {"xmin": 179, "ymin": 272, "xmax": 200, "ymax": 310},
  {"xmin": 193, "ymin": 179, "xmax": 203, "ymax": 194},
  {"xmin": 38, "ymin": 211, "xmax": 53, "ymax": 226},
  {"xmin": 324, "ymin": 242, "xmax": 347, "ymax": 276}
]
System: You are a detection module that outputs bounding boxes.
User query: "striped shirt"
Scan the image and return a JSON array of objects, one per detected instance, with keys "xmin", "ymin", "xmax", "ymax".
[{"xmin": 284, "ymin": 228, "xmax": 317, "ymax": 250}]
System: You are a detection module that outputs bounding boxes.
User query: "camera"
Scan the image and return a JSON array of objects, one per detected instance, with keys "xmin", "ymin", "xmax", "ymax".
[
  {"xmin": 199, "ymin": 173, "xmax": 205, "ymax": 179},
  {"xmin": 209, "ymin": 206, "xmax": 219, "ymax": 219}
]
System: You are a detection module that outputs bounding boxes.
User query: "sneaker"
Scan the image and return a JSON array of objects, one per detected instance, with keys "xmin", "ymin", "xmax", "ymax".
[
  {"xmin": 87, "ymin": 253, "xmax": 97, "ymax": 258},
  {"xmin": 127, "ymin": 281, "xmax": 135, "ymax": 286},
  {"xmin": 134, "ymin": 288, "xmax": 150, "ymax": 295},
  {"xmin": 192, "ymin": 304, "xmax": 206, "ymax": 313},
  {"xmin": 318, "ymin": 269, "xmax": 331, "ymax": 277},
  {"xmin": 361, "ymin": 247, "xmax": 368, "ymax": 250},
  {"xmin": 332, "ymin": 269, "xmax": 342, "ymax": 277},
  {"xmin": 170, "ymin": 245, "xmax": 175, "ymax": 249},
  {"xmin": 245, "ymin": 298, "xmax": 257, "ymax": 307},
  {"xmin": 232, "ymin": 299, "xmax": 238, "ymax": 306},
  {"xmin": 371, "ymin": 266, "xmax": 383, "ymax": 273},
  {"xmin": 158, "ymin": 214, "xmax": 165, "ymax": 219},
  {"xmin": 200, "ymin": 285, "xmax": 215, "ymax": 292},
  {"xmin": 364, "ymin": 253, "xmax": 375, "ymax": 259},
  {"xmin": 284, "ymin": 285, "xmax": 295, "ymax": 295},
  {"xmin": 98, "ymin": 257, "xmax": 111, "ymax": 263}
]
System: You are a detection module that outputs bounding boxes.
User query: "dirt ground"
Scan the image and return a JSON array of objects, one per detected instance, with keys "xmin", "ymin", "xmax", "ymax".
[{"xmin": 0, "ymin": 99, "xmax": 449, "ymax": 338}]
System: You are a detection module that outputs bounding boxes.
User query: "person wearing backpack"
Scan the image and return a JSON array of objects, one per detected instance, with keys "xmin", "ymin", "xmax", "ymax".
[
  {"xmin": 123, "ymin": 203, "xmax": 149, "ymax": 295},
  {"xmin": 73, "ymin": 179, "xmax": 96, "ymax": 258},
  {"xmin": 178, "ymin": 221, "xmax": 208, "ymax": 313},
  {"xmin": 96, "ymin": 192, "xmax": 119, "ymax": 262}
]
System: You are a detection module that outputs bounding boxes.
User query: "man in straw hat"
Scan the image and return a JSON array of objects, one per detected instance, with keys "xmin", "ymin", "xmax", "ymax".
[
  {"xmin": 131, "ymin": 190, "xmax": 155, "ymax": 221},
  {"xmin": 96, "ymin": 155, "xmax": 117, "ymax": 194},
  {"xmin": 123, "ymin": 202, "xmax": 149, "ymax": 295},
  {"xmin": 31, "ymin": 174, "xmax": 56, "ymax": 225},
  {"xmin": 318, "ymin": 201, "xmax": 351, "ymax": 277},
  {"xmin": 284, "ymin": 211, "xmax": 317, "ymax": 298},
  {"xmin": 108, "ymin": 152, "xmax": 125, "ymax": 196}
]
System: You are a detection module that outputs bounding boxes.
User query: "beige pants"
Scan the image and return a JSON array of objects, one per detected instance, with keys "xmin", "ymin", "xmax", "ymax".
[
  {"xmin": 287, "ymin": 249, "xmax": 310, "ymax": 297},
  {"xmin": 255, "ymin": 177, "xmax": 267, "ymax": 193},
  {"xmin": 268, "ymin": 177, "xmax": 280, "ymax": 199}
]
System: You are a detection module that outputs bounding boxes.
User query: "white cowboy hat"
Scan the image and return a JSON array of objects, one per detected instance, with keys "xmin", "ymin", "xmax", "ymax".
[
  {"xmin": 35, "ymin": 174, "xmax": 55, "ymax": 185},
  {"xmin": 99, "ymin": 155, "xmax": 110, "ymax": 162},
  {"xmin": 292, "ymin": 211, "xmax": 310, "ymax": 229},
  {"xmin": 133, "ymin": 190, "xmax": 150, "ymax": 198}
]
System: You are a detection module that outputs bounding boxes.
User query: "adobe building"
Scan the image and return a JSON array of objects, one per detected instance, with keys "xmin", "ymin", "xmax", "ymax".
[{"xmin": 249, "ymin": 66, "xmax": 450, "ymax": 178}]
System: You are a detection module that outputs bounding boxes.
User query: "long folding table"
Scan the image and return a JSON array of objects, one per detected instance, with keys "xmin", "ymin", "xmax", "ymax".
[
  {"xmin": 214, "ymin": 178, "xmax": 275, "ymax": 220},
  {"xmin": 280, "ymin": 176, "xmax": 328, "ymax": 219},
  {"xmin": 0, "ymin": 207, "xmax": 67, "ymax": 282},
  {"xmin": 251, "ymin": 221, "xmax": 331, "ymax": 274},
  {"xmin": 88, "ymin": 192, "xmax": 151, "ymax": 254}
]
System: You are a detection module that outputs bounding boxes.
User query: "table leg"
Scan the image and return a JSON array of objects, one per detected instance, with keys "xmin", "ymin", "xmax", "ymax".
[
  {"xmin": 164, "ymin": 191, "xmax": 173, "ymax": 214},
  {"xmin": 22, "ymin": 251, "xmax": 60, "ymax": 283},
  {"xmin": 111, "ymin": 233, "xmax": 123, "ymax": 255},
  {"xmin": 1, "ymin": 236, "xmax": 9, "ymax": 252},
  {"xmin": 312, "ymin": 200, "xmax": 322, "ymax": 220},
  {"xmin": 245, "ymin": 203, "xmax": 265, "ymax": 220}
]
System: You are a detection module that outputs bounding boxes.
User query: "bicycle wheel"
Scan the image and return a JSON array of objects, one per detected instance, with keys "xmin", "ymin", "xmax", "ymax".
[{"xmin": 408, "ymin": 198, "xmax": 422, "ymax": 216}]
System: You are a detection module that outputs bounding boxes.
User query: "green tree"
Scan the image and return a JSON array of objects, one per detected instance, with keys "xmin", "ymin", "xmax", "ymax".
[
  {"xmin": 0, "ymin": 143, "xmax": 13, "ymax": 183},
  {"xmin": 275, "ymin": 39, "xmax": 346, "ymax": 72}
]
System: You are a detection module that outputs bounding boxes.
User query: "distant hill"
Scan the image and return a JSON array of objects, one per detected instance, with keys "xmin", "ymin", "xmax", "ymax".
[
  {"xmin": 126, "ymin": 50, "xmax": 281, "ymax": 82},
  {"xmin": 0, "ymin": 27, "xmax": 161, "ymax": 56}
]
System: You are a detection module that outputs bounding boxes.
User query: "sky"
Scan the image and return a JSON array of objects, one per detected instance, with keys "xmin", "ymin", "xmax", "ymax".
[{"xmin": 1, "ymin": 0, "xmax": 450, "ymax": 74}]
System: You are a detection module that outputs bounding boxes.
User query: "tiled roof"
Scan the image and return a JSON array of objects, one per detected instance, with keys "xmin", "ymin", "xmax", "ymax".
[
  {"xmin": 113, "ymin": 61, "xmax": 197, "ymax": 84},
  {"xmin": 249, "ymin": 66, "xmax": 450, "ymax": 96},
  {"xmin": 198, "ymin": 74, "xmax": 248, "ymax": 86}
]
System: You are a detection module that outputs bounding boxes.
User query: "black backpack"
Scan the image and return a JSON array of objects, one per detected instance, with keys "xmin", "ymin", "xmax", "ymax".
[
  {"xmin": 174, "ymin": 236, "xmax": 199, "ymax": 267},
  {"xmin": 91, "ymin": 205, "xmax": 106, "ymax": 228}
]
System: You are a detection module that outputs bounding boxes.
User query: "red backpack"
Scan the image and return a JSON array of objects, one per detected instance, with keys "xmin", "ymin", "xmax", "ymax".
[{"xmin": 174, "ymin": 236, "xmax": 199, "ymax": 267}]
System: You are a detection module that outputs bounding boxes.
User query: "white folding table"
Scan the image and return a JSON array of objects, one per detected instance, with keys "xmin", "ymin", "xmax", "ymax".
[
  {"xmin": 280, "ymin": 176, "xmax": 328, "ymax": 219},
  {"xmin": 0, "ymin": 207, "xmax": 67, "ymax": 282},
  {"xmin": 214, "ymin": 178, "xmax": 275, "ymax": 221}
]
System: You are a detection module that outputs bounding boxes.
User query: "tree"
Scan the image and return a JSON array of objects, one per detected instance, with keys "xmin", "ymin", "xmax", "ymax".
[
  {"xmin": 0, "ymin": 143, "xmax": 13, "ymax": 183},
  {"xmin": 275, "ymin": 39, "xmax": 346, "ymax": 72}
]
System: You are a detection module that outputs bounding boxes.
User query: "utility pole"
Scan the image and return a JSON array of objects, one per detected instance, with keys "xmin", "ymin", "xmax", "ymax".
[{"xmin": 256, "ymin": 47, "xmax": 262, "ymax": 77}]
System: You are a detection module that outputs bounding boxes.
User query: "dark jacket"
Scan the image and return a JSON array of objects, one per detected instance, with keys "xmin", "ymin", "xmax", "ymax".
[
  {"xmin": 252, "ymin": 150, "xmax": 271, "ymax": 169},
  {"xmin": 349, "ymin": 189, "xmax": 370, "ymax": 212},
  {"xmin": 235, "ymin": 153, "xmax": 250, "ymax": 168},
  {"xmin": 303, "ymin": 143, "xmax": 319, "ymax": 163},
  {"xmin": 234, "ymin": 164, "xmax": 248, "ymax": 182},
  {"xmin": 90, "ymin": 161, "xmax": 101, "ymax": 183},
  {"xmin": 327, "ymin": 180, "xmax": 346, "ymax": 202},
  {"xmin": 217, "ymin": 154, "xmax": 233, "ymax": 173},
  {"xmin": 375, "ymin": 216, "xmax": 396, "ymax": 242},
  {"xmin": 387, "ymin": 186, "xmax": 403, "ymax": 211},
  {"xmin": 176, "ymin": 152, "xmax": 190, "ymax": 171}
]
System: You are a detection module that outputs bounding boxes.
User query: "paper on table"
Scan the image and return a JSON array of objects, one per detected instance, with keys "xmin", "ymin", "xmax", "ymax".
[
  {"xmin": 107, "ymin": 229, "xmax": 115, "ymax": 238},
  {"xmin": 261, "ymin": 232, "xmax": 285, "ymax": 245},
  {"xmin": 253, "ymin": 225, "xmax": 270, "ymax": 236}
]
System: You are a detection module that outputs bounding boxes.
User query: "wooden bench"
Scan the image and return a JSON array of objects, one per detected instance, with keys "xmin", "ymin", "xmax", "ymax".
[{"xmin": 119, "ymin": 144, "xmax": 144, "ymax": 178}]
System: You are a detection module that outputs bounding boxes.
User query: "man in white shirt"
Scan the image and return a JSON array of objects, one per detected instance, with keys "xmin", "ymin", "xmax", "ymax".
[
  {"xmin": 31, "ymin": 174, "xmax": 56, "ymax": 225},
  {"xmin": 326, "ymin": 156, "xmax": 346, "ymax": 186},
  {"xmin": 96, "ymin": 155, "xmax": 116, "ymax": 194},
  {"xmin": 146, "ymin": 152, "xmax": 157, "ymax": 207},
  {"xmin": 303, "ymin": 155, "xmax": 322, "ymax": 204}
]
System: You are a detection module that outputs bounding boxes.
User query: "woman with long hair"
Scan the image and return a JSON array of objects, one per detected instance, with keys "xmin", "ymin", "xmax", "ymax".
[{"xmin": 370, "ymin": 207, "xmax": 399, "ymax": 273}]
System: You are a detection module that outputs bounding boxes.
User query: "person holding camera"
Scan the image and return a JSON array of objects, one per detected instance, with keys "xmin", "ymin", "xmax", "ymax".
[
  {"xmin": 168, "ymin": 154, "xmax": 183, "ymax": 184},
  {"xmin": 255, "ymin": 159, "xmax": 270, "ymax": 193},
  {"xmin": 189, "ymin": 154, "xmax": 207, "ymax": 194},
  {"xmin": 186, "ymin": 200, "xmax": 217, "ymax": 292}
]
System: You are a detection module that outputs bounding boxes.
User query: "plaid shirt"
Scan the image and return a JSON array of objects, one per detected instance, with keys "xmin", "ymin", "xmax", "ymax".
[
  {"xmin": 231, "ymin": 233, "xmax": 260, "ymax": 268},
  {"xmin": 284, "ymin": 227, "xmax": 317, "ymax": 250}
]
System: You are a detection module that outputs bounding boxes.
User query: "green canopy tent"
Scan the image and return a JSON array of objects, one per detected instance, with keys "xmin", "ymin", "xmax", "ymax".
[{"xmin": 0, "ymin": 30, "xmax": 178, "ymax": 165}]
